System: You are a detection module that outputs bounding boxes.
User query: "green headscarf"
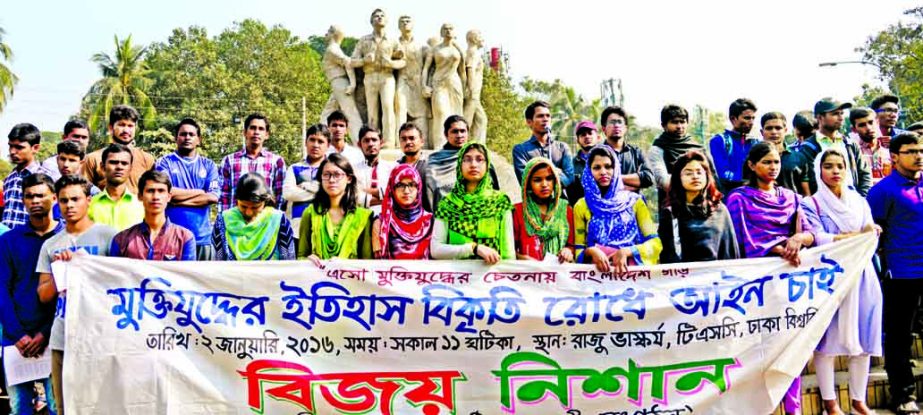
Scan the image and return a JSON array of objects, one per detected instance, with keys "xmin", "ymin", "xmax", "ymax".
[
  {"xmin": 309, "ymin": 207, "xmax": 373, "ymax": 259},
  {"xmin": 435, "ymin": 142, "xmax": 512, "ymax": 251},
  {"xmin": 222, "ymin": 207, "xmax": 283, "ymax": 260},
  {"xmin": 521, "ymin": 157, "xmax": 570, "ymax": 255}
]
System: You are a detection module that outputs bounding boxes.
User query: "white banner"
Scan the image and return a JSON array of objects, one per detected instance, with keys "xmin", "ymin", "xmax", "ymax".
[{"xmin": 62, "ymin": 233, "xmax": 878, "ymax": 414}]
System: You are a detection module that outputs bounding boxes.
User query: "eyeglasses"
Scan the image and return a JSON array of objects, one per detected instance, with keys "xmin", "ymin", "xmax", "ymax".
[
  {"xmin": 876, "ymin": 107, "xmax": 900, "ymax": 114},
  {"xmin": 606, "ymin": 119, "xmax": 626, "ymax": 126},
  {"xmin": 322, "ymin": 172, "xmax": 347, "ymax": 181},
  {"xmin": 899, "ymin": 149, "xmax": 923, "ymax": 156},
  {"xmin": 462, "ymin": 157, "xmax": 486, "ymax": 165},
  {"xmin": 394, "ymin": 182, "xmax": 418, "ymax": 191}
]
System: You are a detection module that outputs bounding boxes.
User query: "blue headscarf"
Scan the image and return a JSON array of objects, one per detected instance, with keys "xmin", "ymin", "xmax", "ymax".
[{"xmin": 582, "ymin": 145, "xmax": 642, "ymax": 248}]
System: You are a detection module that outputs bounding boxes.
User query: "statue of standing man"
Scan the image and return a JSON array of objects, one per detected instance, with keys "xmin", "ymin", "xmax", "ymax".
[
  {"xmin": 352, "ymin": 9, "xmax": 405, "ymax": 148},
  {"xmin": 464, "ymin": 30, "xmax": 487, "ymax": 143},
  {"xmin": 319, "ymin": 25, "xmax": 363, "ymax": 141},
  {"xmin": 395, "ymin": 15, "xmax": 431, "ymax": 144}
]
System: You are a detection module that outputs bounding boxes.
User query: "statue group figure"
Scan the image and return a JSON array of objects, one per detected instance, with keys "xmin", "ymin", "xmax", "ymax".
[{"xmin": 320, "ymin": 9, "xmax": 488, "ymax": 149}]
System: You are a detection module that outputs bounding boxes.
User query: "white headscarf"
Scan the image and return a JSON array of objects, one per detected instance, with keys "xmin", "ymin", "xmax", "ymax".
[{"xmin": 812, "ymin": 147, "xmax": 865, "ymax": 232}]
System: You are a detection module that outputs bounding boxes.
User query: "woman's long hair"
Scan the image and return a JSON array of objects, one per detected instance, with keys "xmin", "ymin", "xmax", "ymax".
[
  {"xmin": 668, "ymin": 150, "xmax": 722, "ymax": 217},
  {"xmin": 744, "ymin": 142, "xmax": 777, "ymax": 188},
  {"xmin": 235, "ymin": 172, "xmax": 275, "ymax": 207},
  {"xmin": 313, "ymin": 153, "xmax": 359, "ymax": 215}
]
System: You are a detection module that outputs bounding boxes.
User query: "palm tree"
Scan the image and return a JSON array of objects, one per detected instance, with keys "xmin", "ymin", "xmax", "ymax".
[
  {"xmin": 82, "ymin": 35, "xmax": 155, "ymax": 134},
  {"xmin": 0, "ymin": 26, "xmax": 19, "ymax": 113},
  {"xmin": 550, "ymin": 86, "xmax": 602, "ymax": 144}
]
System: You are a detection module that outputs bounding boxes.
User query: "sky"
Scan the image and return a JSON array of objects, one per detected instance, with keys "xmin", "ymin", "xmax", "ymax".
[{"xmin": 0, "ymin": 0, "xmax": 918, "ymax": 153}]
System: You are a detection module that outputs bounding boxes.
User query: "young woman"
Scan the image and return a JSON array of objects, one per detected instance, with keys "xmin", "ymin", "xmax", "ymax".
[
  {"xmin": 297, "ymin": 153, "xmax": 374, "ymax": 265},
  {"xmin": 802, "ymin": 148, "xmax": 881, "ymax": 415},
  {"xmin": 431, "ymin": 142, "xmax": 514, "ymax": 264},
  {"xmin": 372, "ymin": 164, "xmax": 433, "ymax": 259},
  {"xmin": 213, "ymin": 173, "xmax": 294, "ymax": 260},
  {"xmin": 660, "ymin": 150, "xmax": 739, "ymax": 263},
  {"xmin": 726, "ymin": 142, "xmax": 815, "ymax": 415},
  {"xmin": 512, "ymin": 157, "xmax": 575, "ymax": 262},
  {"xmin": 574, "ymin": 145, "xmax": 661, "ymax": 273}
]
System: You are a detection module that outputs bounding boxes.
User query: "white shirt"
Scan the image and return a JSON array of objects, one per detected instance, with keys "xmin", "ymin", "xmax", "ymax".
[
  {"xmin": 354, "ymin": 157, "xmax": 397, "ymax": 215},
  {"xmin": 326, "ymin": 144, "xmax": 365, "ymax": 170}
]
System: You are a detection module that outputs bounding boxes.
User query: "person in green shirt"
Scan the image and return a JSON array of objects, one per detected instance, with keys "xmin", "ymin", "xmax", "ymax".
[
  {"xmin": 298, "ymin": 153, "xmax": 374, "ymax": 265},
  {"xmin": 431, "ymin": 142, "xmax": 514, "ymax": 264},
  {"xmin": 87, "ymin": 143, "xmax": 143, "ymax": 231}
]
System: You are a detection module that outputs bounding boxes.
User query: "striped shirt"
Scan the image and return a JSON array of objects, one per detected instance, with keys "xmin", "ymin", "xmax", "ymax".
[
  {"xmin": 2, "ymin": 162, "xmax": 52, "ymax": 228},
  {"xmin": 218, "ymin": 149, "xmax": 286, "ymax": 211}
]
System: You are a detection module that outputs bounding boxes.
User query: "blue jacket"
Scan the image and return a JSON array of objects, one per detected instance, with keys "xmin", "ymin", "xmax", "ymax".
[{"xmin": 0, "ymin": 221, "xmax": 63, "ymax": 345}]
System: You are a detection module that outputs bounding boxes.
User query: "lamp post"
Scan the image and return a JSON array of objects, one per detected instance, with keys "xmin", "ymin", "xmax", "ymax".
[{"xmin": 818, "ymin": 59, "xmax": 907, "ymax": 128}]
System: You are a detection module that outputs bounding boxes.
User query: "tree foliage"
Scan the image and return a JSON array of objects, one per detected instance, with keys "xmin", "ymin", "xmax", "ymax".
[
  {"xmin": 859, "ymin": 6, "xmax": 923, "ymax": 123},
  {"xmin": 482, "ymin": 67, "xmax": 530, "ymax": 163},
  {"xmin": 82, "ymin": 35, "xmax": 156, "ymax": 141},
  {"xmin": 140, "ymin": 20, "xmax": 329, "ymax": 163},
  {"xmin": 0, "ymin": 26, "xmax": 18, "ymax": 114}
]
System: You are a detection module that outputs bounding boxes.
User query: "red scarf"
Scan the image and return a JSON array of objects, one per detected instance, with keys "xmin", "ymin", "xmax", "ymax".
[{"xmin": 377, "ymin": 164, "xmax": 433, "ymax": 259}]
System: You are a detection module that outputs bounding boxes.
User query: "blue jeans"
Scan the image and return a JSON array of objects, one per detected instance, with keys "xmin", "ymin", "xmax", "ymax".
[{"xmin": 6, "ymin": 376, "xmax": 56, "ymax": 415}]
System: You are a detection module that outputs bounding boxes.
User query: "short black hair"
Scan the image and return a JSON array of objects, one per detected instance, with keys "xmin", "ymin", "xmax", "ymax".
[
  {"xmin": 760, "ymin": 112, "xmax": 786, "ymax": 128},
  {"xmin": 729, "ymin": 98, "xmax": 757, "ymax": 119},
  {"xmin": 101, "ymin": 143, "xmax": 133, "ymax": 164},
  {"xmin": 244, "ymin": 113, "xmax": 270, "ymax": 133},
  {"xmin": 8, "ymin": 123, "xmax": 42, "ymax": 146},
  {"xmin": 22, "ymin": 173, "xmax": 55, "ymax": 194},
  {"xmin": 326, "ymin": 110, "xmax": 348, "ymax": 125},
  {"xmin": 793, "ymin": 111, "xmax": 816, "ymax": 136},
  {"xmin": 109, "ymin": 105, "xmax": 140, "ymax": 126},
  {"xmin": 235, "ymin": 172, "xmax": 275, "ymax": 206},
  {"xmin": 870, "ymin": 94, "xmax": 900, "ymax": 111},
  {"xmin": 849, "ymin": 107, "xmax": 875, "ymax": 123},
  {"xmin": 174, "ymin": 118, "xmax": 201, "ymax": 137},
  {"xmin": 524, "ymin": 100, "xmax": 550, "ymax": 120},
  {"xmin": 890, "ymin": 132, "xmax": 923, "ymax": 154},
  {"xmin": 600, "ymin": 106, "xmax": 629, "ymax": 128},
  {"xmin": 63, "ymin": 119, "xmax": 89, "ymax": 136},
  {"xmin": 399, "ymin": 122, "xmax": 423, "ymax": 136},
  {"xmin": 305, "ymin": 123, "xmax": 331, "ymax": 141},
  {"xmin": 57, "ymin": 141, "xmax": 85, "ymax": 159},
  {"xmin": 138, "ymin": 169, "xmax": 172, "ymax": 193},
  {"xmin": 55, "ymin": 174, "xmax": 92, "ymax": 197},
  {"xmin": 358, "ymin": 125, "xmax": 381, "ymax": 141},
  {"xmin": 443, "ymin": 114, "xmax": 468, "ymax": 135},
  {"xmin": 660, "ymin": 104, "xmax": 689, "ymax": 126}
]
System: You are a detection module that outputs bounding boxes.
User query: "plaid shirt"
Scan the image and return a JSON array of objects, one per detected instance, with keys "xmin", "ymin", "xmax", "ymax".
[
  {"xmin": 2, "ymin": 162, "xmax": 51, "ymax": 228},
  {"xmin": 218, "ymin": 149, "xmax": 286, "ymax": 211}
]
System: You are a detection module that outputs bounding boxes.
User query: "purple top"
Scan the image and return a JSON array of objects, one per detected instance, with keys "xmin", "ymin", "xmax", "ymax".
[{"xmin": 726, "ymin": 186, "xmax": 813, "ymax": 257}]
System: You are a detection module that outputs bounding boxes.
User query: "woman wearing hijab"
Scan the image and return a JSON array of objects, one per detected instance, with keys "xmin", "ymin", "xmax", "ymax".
[
  {"xmin": 213, "ymin": 173, "xmax": 295, "ymax": 260},
  {"xmin": 373, "ymin": 164, "xmax": 433, "ymax": 259},
  {"xmin": 574, "ymin": 145, "xmax": 661, "ymax": 273},
  {"xmin": 726, "ymin": 142, "xmax": 815, "ymax": 415},
  {"xmin": 802, "ymin": 148, "xmax": 881, "ymax": 415},
  {"xmin": 431, "ymin": 142, "xmax": 514, "ymax": 264},
  {"xmin": 660, "ymin": 150, "xmax": 739, "ymax": 263},
  {"xmin": 297, "ymin": 153, "xmax": 374, "ymax": 265},
  {"xmin": 512, "ymin": 157, "xmax": 575, "ymax": 262}
]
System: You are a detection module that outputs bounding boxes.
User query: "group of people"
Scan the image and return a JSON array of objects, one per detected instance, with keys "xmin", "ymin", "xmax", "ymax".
[{"xmin": 1, "ymin": 93, "xmax": 923, "ymax": 414}]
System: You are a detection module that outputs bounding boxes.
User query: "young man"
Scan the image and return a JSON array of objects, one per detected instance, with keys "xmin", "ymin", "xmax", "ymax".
[
  {"xmin": 422, "ymin": 115, "xmax": 500, "ymax": 211},
  {"xmin": 0, "ymin": 174, "xmax": 60, "ymax": 415},
  {"xmin": 512, "ymin": 101, "xmax": 575, "ymax": 186},
  {"xmin": 3, "ymin": 123, "xmax": 51, "ymax": 228},
  {"xmin": 155, "ymin": 118, "xmax": 219, "ymax": 260},
  {"xmin": 83, "ymin": 105, "xmax": 155, "ymax": 193},
  {"xmin": 56, "ymin": 141, "xmax": 101, "ymax": 196},
  {"xmin": 42, "ymin": 119, "xmax": 90, "ymax": 181},
  {"xmin": 648, "ymin": 104, "xmax": 716, "ymax": 210},
  {"xmin": 87, "ymin": 143, "xmax": 144, "ymax": 231},
  {"xmin": 791, "ymin": 110, "xmax": 816, "ymax": 151},
  {"xmin": 871, "ymin": 94, "xmax": 907, "ymax": 140},
  {"xmin": 799, "ymin": 98, "xmax": 872, "ymax": 196},
  {"xmin": 37, "ymin": 175, "xmax": 117, "ymax": 415},
  {"xmin": 709, "ymin": 98, "xmax": 760, "ymax": 192},
  {"xmin": 851, "ymin": 107, "xmax": 891, "ymax": 185},
  {"xmin": 398, "ymin": 122, "xmax": 427, "ymax": 177},
  {"xmin": 282, "ymin": 123, "xmax": 329, "ymax": 234},
  {"xmin": 907, "ymin": 121, "xmax": 923, "ymax": 134},
  {"xmin": 760, "ymin": 112, "xmax": 811, "ymax": 196},
  {"xmin": 218, "ymin": 113, "xmax": 286, "ymax": 211},
  {"xmin": 355, "ymin": 126, "xmax": 397, "ymax": 213},
  {"xmin": 600, "ymin": 106, "xmax": 654, "ymax": 193},
  {"xmin": 567, "ymin": 120, "xmax": 599, "ymax": 206},
  {"xmin": 110, "ymin": 170, "xmax": 196, "ymax": 260},
  {"xmin": 868, "ymin": 132, "xmax": 923, "ymax": 415},
  {"xmin": 325, "ymin": 110, "xmax": 365, "ymax": 169}
]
